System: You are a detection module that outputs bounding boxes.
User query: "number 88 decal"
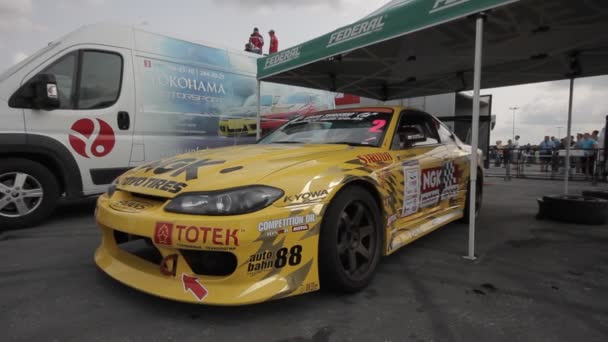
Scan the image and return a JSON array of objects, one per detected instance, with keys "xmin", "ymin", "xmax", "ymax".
[{"xmin": 274, "ymin": 245, "xmax": 303, "ymax": 268}]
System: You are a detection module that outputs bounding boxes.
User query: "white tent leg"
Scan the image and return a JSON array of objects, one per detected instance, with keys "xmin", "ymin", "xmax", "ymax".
[
  {"xmin": 256, "ymin": 80, "xmax": 262, "ymax": 140},
  {"xmin": 564, "ymin": 78, "xmax": 574, "ymax": 194},
  {"xmin": 464, "ymin": 15, "xmax": 484, "ymax": 261}
]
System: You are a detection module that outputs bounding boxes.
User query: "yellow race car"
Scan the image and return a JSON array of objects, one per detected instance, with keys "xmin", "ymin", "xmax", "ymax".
[{"xmin": 95, "ymin": 106, "xmax": 483, "ymax": 305}]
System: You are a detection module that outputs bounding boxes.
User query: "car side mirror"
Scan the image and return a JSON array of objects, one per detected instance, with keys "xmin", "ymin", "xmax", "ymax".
[
  {"xmin": 272, "ymin": 96, "xmax": 280, "ymax": 105},
  {"xmin": 9, "ymin": 73, "xmax": 60, "ymax": 110},
  {"xmin": 31, "ymin": 74, "xmax": 60, "ymax": 110}
]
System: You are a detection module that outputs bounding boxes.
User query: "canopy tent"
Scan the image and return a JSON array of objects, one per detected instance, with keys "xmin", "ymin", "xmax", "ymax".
[{"xmin": 256, "ymin": 0, "xmax": 608, "ymax": 259}]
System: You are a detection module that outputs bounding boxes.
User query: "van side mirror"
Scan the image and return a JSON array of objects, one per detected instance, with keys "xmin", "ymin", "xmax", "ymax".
[
  {"xmin": 31, "ymin": 74, "xmax": 60, "ymax": 110},
  {"xmin": 8, "ymin": 73, "xmax": 60, "ymax": 110}
]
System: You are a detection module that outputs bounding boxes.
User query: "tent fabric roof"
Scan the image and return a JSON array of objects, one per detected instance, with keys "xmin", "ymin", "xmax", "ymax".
[{"xmin": 257, "ymin": 0, "xmax": 608, "ymax": 101}]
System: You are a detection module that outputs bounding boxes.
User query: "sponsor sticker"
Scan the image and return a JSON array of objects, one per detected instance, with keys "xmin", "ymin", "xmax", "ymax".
[
  {"xmin": 134, "ymin": 157, "xmax": 226, "ymax": 181},
  {"xmin": 304, "ymin": 282, "xmax": 320, "ymax": 293},
  {"xmin": 327, "ymin": 15, "xmax": 386, "ymax": 47},
  {"xmin": 440, "ymin": 161, "xmax": 459, "ymax": 201},
  {"xmin": 120, "ymin": 176, "xmax": 187, "ymax": 194},
  {"xmin": 429, "ymin": 0, "xmax": 471, "ymax": 14},
  {"xmin": 358, "ymin": 152, "xmax": 393, "ymax": 164},
  {"xmin": 420, "ymin": 167, "xmax": 442, "ymax": 207},
  {"xmin": 109, "ymin": 199, "xmax": 153, "ymax": 213},
  {"xmin": 154, "ymin": 222, "xmax": 173, "ymax": 245},
  {"xmin": 174, "ymin": 225, "xmax": 239, "ymax": 249},
  {"xmin": 258, "ymin": 214, "xmax": 316, "ymax": 232},
  {"xmin": 69, "ymin": 118, "xmax": 115, "ymax": 158},
  {"xmin": 160, "ymin": 254, "xmax": 178, "ymax": 277},
  {"xmin": 292, "ymin": 224, "xmax": 310, "ymax": 232},
  {"xmin": 402, "ymin": 162, "xmax": 420, "ymax": 217},
  {"xmin": 247, "ymin": 245, "xmax": 303, "ymax": 275},
  {"xmin": 284, "ymin": 190, "xmax": 329, "ymax": 203},
  {"xmin": 182, "ymin": 273, "xmax": 208, "ymax": 301},
  {"xmin": 264, "ymin": 46, "xmax": 302, "ymax": 69}
]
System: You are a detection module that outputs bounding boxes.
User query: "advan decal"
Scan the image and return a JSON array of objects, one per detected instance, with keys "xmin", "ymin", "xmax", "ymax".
[{"xmin": 68, "ymin": 118, "xmax": 115, "ymax": 158}]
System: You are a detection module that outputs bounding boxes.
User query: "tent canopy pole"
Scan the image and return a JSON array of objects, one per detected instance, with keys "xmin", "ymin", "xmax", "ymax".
[
  {"xmin": 256, "ymin": 80, "xmax": 261, "ymax": 140},
  {"xmin": 564, "ymin": 78, "xmax": 574, "ymax": 194},
  {"xmin": 464, "ymin": 13, "xmax": 485, "ymax": 261}
]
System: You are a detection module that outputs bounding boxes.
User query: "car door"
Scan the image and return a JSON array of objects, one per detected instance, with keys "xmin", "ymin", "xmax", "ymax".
[
  {"xmin": 386, "ymin": 110, "xmax": 448, "ymax": 228},
  {"xmin": 434, "ymin": 118, "xmax": 470, "ymax": 210},
  {"xmin": 23, "ymin": 47, "xmax": 134, "ymax": 195}
]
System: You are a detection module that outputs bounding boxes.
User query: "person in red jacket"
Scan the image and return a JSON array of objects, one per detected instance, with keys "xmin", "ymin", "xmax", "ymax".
[
  {"xmin": 269, "ymin": 29, "xmax": 279, "ymax": 54},
  {"xmin": 249, "ymin": 27, "xmax": 264, "ymax": 54}
]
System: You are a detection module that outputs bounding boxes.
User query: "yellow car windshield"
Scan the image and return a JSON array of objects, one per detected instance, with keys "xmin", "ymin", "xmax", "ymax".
[{"xmin": 259, "ymin": 111, "xmax": 393, "ymax": 147}]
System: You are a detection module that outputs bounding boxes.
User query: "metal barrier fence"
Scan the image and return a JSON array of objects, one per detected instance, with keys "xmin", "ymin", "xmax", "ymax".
[{"xmin": 486, "ymin": 147, "xmax": 607, "ymax": 184}]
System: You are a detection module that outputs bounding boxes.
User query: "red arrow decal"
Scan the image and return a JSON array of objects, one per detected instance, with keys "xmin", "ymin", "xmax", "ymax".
[{"xmin": 181, "ymin": 273, "xmax": 208, "ymax": 301}]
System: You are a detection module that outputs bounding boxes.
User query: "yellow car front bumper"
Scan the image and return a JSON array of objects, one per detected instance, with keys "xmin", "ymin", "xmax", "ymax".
[
  {"xmin": 218, "ymin": 118, "xmax": 257, "ymax": 137},
  {"xmin": 94, "ymin": 192, "xmax": 323, "ymax": 305}
]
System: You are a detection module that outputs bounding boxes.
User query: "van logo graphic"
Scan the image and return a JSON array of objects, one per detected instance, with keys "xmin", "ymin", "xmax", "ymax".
[{"xmin": 68, "ymin": 118, "xmax": 116, "ymax": 158}]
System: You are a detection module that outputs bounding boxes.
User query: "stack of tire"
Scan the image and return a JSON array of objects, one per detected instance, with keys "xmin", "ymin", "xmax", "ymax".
[{"xmin": 537, "ymin": 190, "xmax": 608, "ymax": 225}]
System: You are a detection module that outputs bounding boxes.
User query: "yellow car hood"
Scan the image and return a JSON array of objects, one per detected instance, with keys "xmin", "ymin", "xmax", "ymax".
[{"xmin": 116, "ymin": 144, "xmax": 356, "ymax": 197}]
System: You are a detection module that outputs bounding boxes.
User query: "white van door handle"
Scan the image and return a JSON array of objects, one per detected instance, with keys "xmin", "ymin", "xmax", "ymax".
[{"xmin": 117, "ymin": 111, "xmax": 130, "ymax": 130}]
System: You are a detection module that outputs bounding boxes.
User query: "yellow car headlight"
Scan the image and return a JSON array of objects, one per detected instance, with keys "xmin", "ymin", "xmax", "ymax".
[{"xmin": 164, "ymin": 185, "xmax": 283, "ymax": 215}]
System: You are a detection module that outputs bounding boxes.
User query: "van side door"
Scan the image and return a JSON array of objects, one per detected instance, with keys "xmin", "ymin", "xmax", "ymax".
[{"xmin": 20, "ymin": 46, "xmax": 134, "ymax": 195}]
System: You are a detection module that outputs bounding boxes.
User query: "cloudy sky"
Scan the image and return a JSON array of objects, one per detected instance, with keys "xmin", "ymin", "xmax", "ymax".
[{"xmin": 1, "ymin": 0, "xmax": 606, "ymax": 145}]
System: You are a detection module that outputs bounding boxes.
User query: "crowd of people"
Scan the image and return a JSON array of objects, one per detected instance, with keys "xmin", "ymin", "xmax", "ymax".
[
  {"xmin": 491, "ymin": 125, "xmax": 606, "ymax": 178},
  {"xmin": 245, "ymin": 27, "xmax": 279, "ymax": 55}
]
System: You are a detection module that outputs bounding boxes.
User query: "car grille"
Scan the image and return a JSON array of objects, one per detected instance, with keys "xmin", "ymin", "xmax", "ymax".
[
  {"xmin": 129, "ymin": 192, "xmax": 169, "ymax": 203},
  {"xmin": 226, "ymin": 127, "xmax": 246, "ymax": 133},
  {"xmin": 112, "ymin": 231, "xmax": 237, "ymax": 277},
  {"xmin": 180, "ymin": 249, "xmax": 237, "ymax": 276},
  {"xmin": 114, "ymin": 232, "xmax": 163, "ymax": 265}
]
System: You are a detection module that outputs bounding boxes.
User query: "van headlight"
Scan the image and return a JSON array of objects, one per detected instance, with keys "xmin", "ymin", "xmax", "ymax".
[{"xmin": 164, "ymin": 186, "xmax": 283, "ymax": 215}]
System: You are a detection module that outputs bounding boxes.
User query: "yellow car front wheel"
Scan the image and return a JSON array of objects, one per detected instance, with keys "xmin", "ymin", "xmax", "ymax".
[{"xmin": 318, "ymin": 186, "xmax": 382, "ymax": 293}]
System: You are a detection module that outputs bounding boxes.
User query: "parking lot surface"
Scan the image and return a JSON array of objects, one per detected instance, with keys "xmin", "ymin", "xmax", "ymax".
[{"xmin": 1, "ymin": 178, "xmax": 607, "ymax": 342}]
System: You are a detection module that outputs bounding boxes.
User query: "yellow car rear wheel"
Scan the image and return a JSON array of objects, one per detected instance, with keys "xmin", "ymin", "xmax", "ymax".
[{"xmin": 319, "ymin": 186, "xmax": 382, "ymax": 293}]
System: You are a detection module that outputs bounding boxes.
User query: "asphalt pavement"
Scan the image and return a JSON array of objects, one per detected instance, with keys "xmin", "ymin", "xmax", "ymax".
[{"xmin": 1, "ymin": 178, "xmax": 608, "ymax": 342}]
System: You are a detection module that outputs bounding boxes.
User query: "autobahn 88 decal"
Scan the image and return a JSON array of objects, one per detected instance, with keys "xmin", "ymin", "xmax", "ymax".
[{"xmin": 247, "ymin": 245, "xmax": 303, "ymax": 274}]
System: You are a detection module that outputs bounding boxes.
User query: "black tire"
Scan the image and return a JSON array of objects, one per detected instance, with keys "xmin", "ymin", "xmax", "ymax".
[
  {"xmin": 318, "ymin": 186, "xmax": 382, "ymax": 293},
  {"xmin": 461, "ymin": 177, "xmax": 483, "ymax": 224},
  {"xmin": 538, "ymin": 194, "xmax": 608, "ymax": 225},
  {"xmin": 0, "ymin": 158, "xmax": 60, "ymax": 229},
  {"xmin": 582, "ymin": 190, "xmax": 608, "ymax": 200}
]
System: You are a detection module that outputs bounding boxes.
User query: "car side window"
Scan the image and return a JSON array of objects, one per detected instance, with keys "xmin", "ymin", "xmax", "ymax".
[
  {"xmin": 312, "ymin": 95, "xmax": 322, "ymax": 106},
  {"xmin": 39, "ymin": 52, "xmax": 77, "ymax": 109},
  {"xmin": 77, "ymin": 51, "xmax": 122, "ymax": 109},
  {"xmin": 391, "ymin": 110, "xmax": 440, "ymax": 150},
  {"xmin": 436, "ymin": 120, "xmax": 456, "ymax": 145}
]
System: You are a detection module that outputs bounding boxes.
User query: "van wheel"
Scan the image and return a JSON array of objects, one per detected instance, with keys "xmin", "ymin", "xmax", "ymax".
[
  {"xmin": 0, "ymin": 159, "xmax": 60, "ymax": 229},
  {"xmin": 319, "ymin": 186, "xmax": 382, "ymax": 293}
]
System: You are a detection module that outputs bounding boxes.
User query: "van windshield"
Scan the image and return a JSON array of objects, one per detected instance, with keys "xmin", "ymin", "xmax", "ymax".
[
  {"xmin": 243, "ymin": 95, "xmax": 273, "ymax": 107},
  {"xmin": 0, "ymin": 42, "xmax": 59, "ymax": 83},
  {"xmin": 278, "ymin": 93, "xmax": 311, "ymax": 105}
]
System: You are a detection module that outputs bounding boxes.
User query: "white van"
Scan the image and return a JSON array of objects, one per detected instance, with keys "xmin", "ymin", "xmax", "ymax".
[{"xmin": 0, "ymin": 24, "xmax": 334, "ymax": 228}]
